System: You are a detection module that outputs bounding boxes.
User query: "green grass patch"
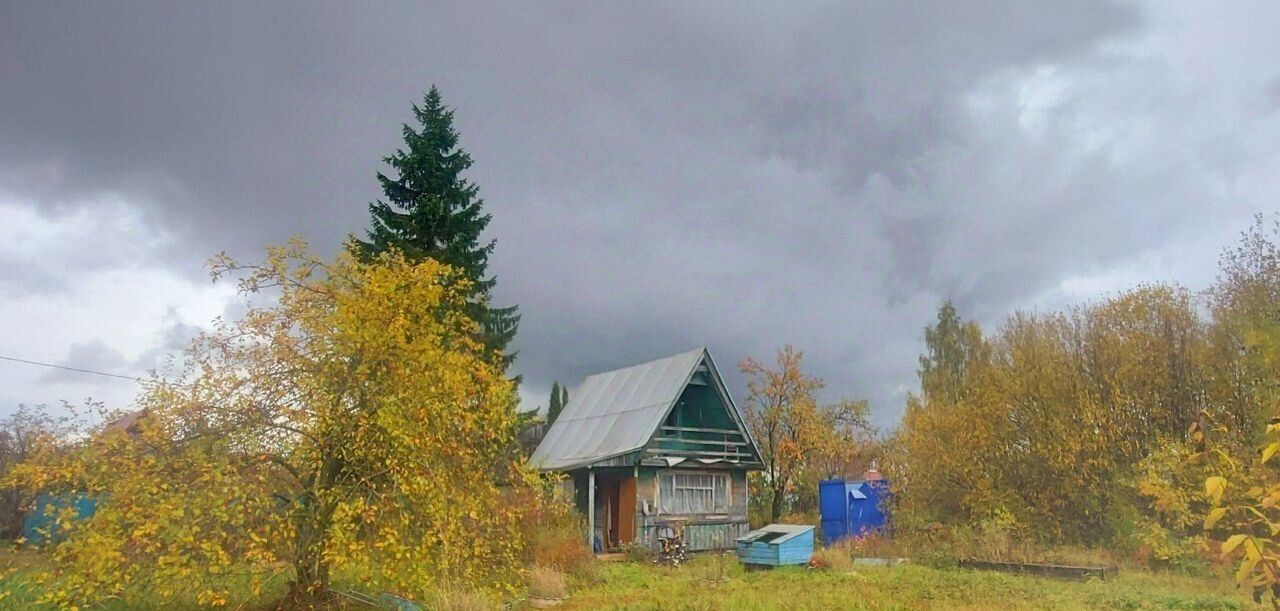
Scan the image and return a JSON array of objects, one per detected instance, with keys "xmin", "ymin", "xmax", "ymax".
[
  {"xmin": 561, "ymin": 555, "xmax": 1254, "ymax": 611},
  {"xmin": 0, "ymin": 547, "xmax": 295, "ymax": 610},
  {"xmin": 0, "ymin": 548, "xmax": 1257, "ymax": 610}
]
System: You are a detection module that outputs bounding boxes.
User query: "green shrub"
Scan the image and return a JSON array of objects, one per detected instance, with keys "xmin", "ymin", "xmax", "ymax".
[{"xmin": 621, "ymin": 541, "xmax": 655, "ymax": 564}]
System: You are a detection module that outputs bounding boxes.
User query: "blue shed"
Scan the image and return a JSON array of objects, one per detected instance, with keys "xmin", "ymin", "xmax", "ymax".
[
  {"xmin": 22, "ymin": 493, "xmax": 97, "ymax": 545},
  {"xmin": 819, "ymin": 477, "xmax": 890, "ymax": 544},
  {"xmin": 735, "ymin": 524, "xmax": 815, "ymax": 567}
]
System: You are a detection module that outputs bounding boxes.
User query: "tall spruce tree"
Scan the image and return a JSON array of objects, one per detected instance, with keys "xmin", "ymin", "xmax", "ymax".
[
  {"xmin": 547, "ymin": 382, "xmax": 563, "ymax": 426},
  {"xmin": 351, "ymin": 86, "xmax": 519, "ymax": 366},
  {"xmin": 546, "ymin": 382, "xmax": 570, "ymax": 426}
]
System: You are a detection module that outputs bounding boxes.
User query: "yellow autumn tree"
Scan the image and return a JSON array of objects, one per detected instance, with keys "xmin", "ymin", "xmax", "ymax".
[
  {"xmin": 9, "ymin": 240, "xmax": 537, "ymax": 607},
  {"xmin": 894, "ymin": 285, "xmax": 1215, "ymax": 544},
  {"xmin": 1200, "ymin": 217, "xmax": 1280, "ymax": 602},
  {"xmin": 742, "ymin": 346, "xmax": 874, "ymax": 522},
  {"xmin": 805, "ymin": 399, "xmax": 878, "ymax": 490}
]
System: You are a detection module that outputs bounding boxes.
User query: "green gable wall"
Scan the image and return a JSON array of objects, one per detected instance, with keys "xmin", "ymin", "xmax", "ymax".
[
  {"xmin": 652, "ymin": 378, "xmax": 757, "ymax": 463},
  {"xmin": 663, "ymin": 382, "xmax": 736, "ymax": 430}
]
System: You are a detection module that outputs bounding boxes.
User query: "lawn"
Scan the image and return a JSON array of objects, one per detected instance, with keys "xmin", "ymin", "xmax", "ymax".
[
  {"xmin": 0, "ymin": 548, "xmax": 1259, "ymax": 610},
  {"xmin": 0, "ymin": 548, "xmax": 294, "ymax": 610},
  {"xmin": 561, "ymin": 556, "xmax": 1256, "ymax": 611}
]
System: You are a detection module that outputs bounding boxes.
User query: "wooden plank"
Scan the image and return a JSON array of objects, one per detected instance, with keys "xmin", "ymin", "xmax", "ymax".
[
  {"xmin": 605, "ymin": 477, "xmax": 621, "ymax": 548},
  {"xmin": 660, "ymin": 425, "xmax": 744, "ymax": 435},
  {"xmin": 653, "ymin": 437, "xmax": 751, "ymax": 447},
  {"xmin": 959, "ymin": 559, "xmax": 1118, "ymax": 580},
  {"xmin": 644, "ymin": 448, "xmax": 746, "ymax": 459},
  {"xmin": 618, "ymin": 476, "xmax": 636, "ymax": 545}
]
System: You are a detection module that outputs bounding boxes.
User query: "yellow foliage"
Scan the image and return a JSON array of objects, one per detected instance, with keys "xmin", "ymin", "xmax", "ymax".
[
  {"xmin": 1204, "ymin": 409, "xmax": 1280, "ymax": 602},
  {"xmin": 8, "ymin": 241, "xmax": 542, "ymax": 607},
  {"xmin": 741, "ymin": 346, "xmax": 876, "ymax": 522},
  {"xmin": 893, "ymin": 285, "xmax": 1214, "ymax": 543}
]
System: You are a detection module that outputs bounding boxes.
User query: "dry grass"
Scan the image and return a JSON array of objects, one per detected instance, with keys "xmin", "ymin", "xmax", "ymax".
[
  {"xmin": 773, "ymin": 511, "xmax": 819, "ymax": 527},
  {"xmin": 809, "ymin": 546, "xmax": 855, "ymax": 573},
  {"xmin": 530, "ymin": 532, "xmax": 592, "ymax": 574},
  {"xmin": 524, "ymin": 497, "xmax": 593, "ymax": 575},
  {"xmin": 528, "ymin": 565, "xmax": 567, "ymax": 600},
  {"xmin": 687, "ymin": 552, "xmax": 739, "ymax": 583},
  {"xmin": 420, "ymin": 587, "xmax": 497, "ymax": 611},
  {"xmin": 0, "ymin": 544, "xmax": 1252, "ymax": 610},
  {"xmin": 559, "ymin": 561, "xmax": 1250, "ymax": 610},
  {"xmin": 826, "ymin": 533, "xmax": 904, "ymax": 559},
  {"xmin": 889, "ymin": 523, "xmax": 1130, "ymax": 569}
]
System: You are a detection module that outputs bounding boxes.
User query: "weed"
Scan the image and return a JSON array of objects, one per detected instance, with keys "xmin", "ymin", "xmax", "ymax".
[
  {"xmin": 809, "ymin": 547, "xmax": 855, "ymax": 573},
  {"xmin": 621, "ymin": 541, "xmax": 655, "ymax": 564},
  {"xmin": 422, "ymin": 587, "xmax": 497, "ymax": 611},
  {"xmin": 687, "ymin": 552, "xmax": 737, "ymax": 583},
  {"xmin": 528, "ymin": 566, "xmax": 567, "ymax": 600}
]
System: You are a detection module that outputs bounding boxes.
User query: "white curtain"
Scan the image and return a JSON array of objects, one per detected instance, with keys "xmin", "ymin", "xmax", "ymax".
[{"xmin": 659, "ymin": 471, "xmax": 729, "ymax": 514}]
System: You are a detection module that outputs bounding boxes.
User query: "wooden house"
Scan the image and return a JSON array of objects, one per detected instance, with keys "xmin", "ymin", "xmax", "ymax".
[{"xmin": 531, "ymin": 348, "xmax": 763, "ymax": 552}]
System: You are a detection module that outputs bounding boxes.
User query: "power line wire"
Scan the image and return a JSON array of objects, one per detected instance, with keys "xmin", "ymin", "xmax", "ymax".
[{"xmin": 0, "ymin": 354, "xmax": 144, "ymax": 382}]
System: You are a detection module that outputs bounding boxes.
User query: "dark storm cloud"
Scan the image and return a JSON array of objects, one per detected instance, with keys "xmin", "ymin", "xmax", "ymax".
[{"xmin": 6, "ymin": 1, "xmax": 1230, "ymax": 425}]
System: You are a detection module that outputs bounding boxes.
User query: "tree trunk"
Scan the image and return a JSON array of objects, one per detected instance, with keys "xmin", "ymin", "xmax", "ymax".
[
  {"xmin": 289, "ymin": 526, "xmax": 331, "ymax": 603},
  {"xmin": 770, "ymin": 485, "xmax": 785, "ymax": 522},
  {"xmin": 289, "ymin": 456, "xmax": 341, "ymax": 604},
  {"xmin": 290, "ymin": 556, "xmax": 327, "ymax": 601}
]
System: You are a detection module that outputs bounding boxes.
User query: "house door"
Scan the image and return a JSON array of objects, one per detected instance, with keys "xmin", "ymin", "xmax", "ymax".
[{"xmin": 596, "ymin": 474, "xmax": 636, "ymax": 550}]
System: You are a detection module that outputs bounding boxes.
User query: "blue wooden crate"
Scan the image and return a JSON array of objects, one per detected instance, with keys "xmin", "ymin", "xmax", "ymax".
[{"xmin": 735, "ymin": 524, "xmax": 814, "ymax": 567}]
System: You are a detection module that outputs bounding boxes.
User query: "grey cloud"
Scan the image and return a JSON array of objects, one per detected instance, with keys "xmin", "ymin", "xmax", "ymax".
[
  {"xmin": 40, "ymin": 309, "xmax": 201, "ymax": 384},
  {"xmin": 39, "ymin": 340, "xmax": 132, "ymax": 384},
  {"xmin": 129, "ymin": 308, "xmax": 205, "ymax": 375},
  {"xmin": 0, "ymin": 200, "xmax": 175, "ymax": 296},
  {"xmin": 5, "ymin": 1, "xmax": 1276, "ymax": 428}
]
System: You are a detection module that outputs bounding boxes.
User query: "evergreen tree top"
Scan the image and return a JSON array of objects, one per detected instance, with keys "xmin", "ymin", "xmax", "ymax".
[
  {"xmin": 354, "ymin": 86, "xmax": 496, "ymax": 287},
  {"xmin": 351, "ymin": 85, "xmax": 519, "ymax": 369}
]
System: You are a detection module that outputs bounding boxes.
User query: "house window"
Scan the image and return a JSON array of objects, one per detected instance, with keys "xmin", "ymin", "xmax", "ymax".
[{"xmin": 658, "ymin": 471, "xmax": 729, "ymax": 514}]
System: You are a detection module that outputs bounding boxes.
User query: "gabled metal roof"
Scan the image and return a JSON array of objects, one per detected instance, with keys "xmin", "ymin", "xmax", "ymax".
[{"xmin": 531, "ymin": 347, "xmax": 749, "ymax": 471}]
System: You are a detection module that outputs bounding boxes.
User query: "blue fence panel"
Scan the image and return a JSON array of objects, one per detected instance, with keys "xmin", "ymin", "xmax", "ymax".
[{"xmin": 22, "ymin": 493, "xmax": 97, "ymax": 545}]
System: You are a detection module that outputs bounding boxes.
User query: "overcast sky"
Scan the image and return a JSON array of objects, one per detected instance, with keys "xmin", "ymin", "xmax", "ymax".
[{"xmin": 2, "ymin": 1, "xmax": 1278, "ymax": 428}]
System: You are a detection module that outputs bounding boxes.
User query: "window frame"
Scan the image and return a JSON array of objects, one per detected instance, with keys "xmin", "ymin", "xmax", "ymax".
[{"xmin": 657, "ymin": 470, "xmax": 731, "ymax": 515}]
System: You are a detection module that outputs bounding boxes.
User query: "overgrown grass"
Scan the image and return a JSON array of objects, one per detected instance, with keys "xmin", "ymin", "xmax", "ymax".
[
  {"xmin": 0, "ymin": 546, "xmax": 1256, "ymax": 610},
  {"xmin": 0, "ymin": 548, "xmax": 297, "ymax": 610},
  {"xmin": 810, "ymin": 546, "xmax": 856, "ymax": 572},
  {"xmin": 0, "ymin": 548, "xmax": 494, "ymax": 610},
  {"xmin": 561, "ymin": 560, "xmax": 1255, "ymax": 610},
  {"xmin": 529, "ymin": 565, "xmax": 568, "ymax": 599}
]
